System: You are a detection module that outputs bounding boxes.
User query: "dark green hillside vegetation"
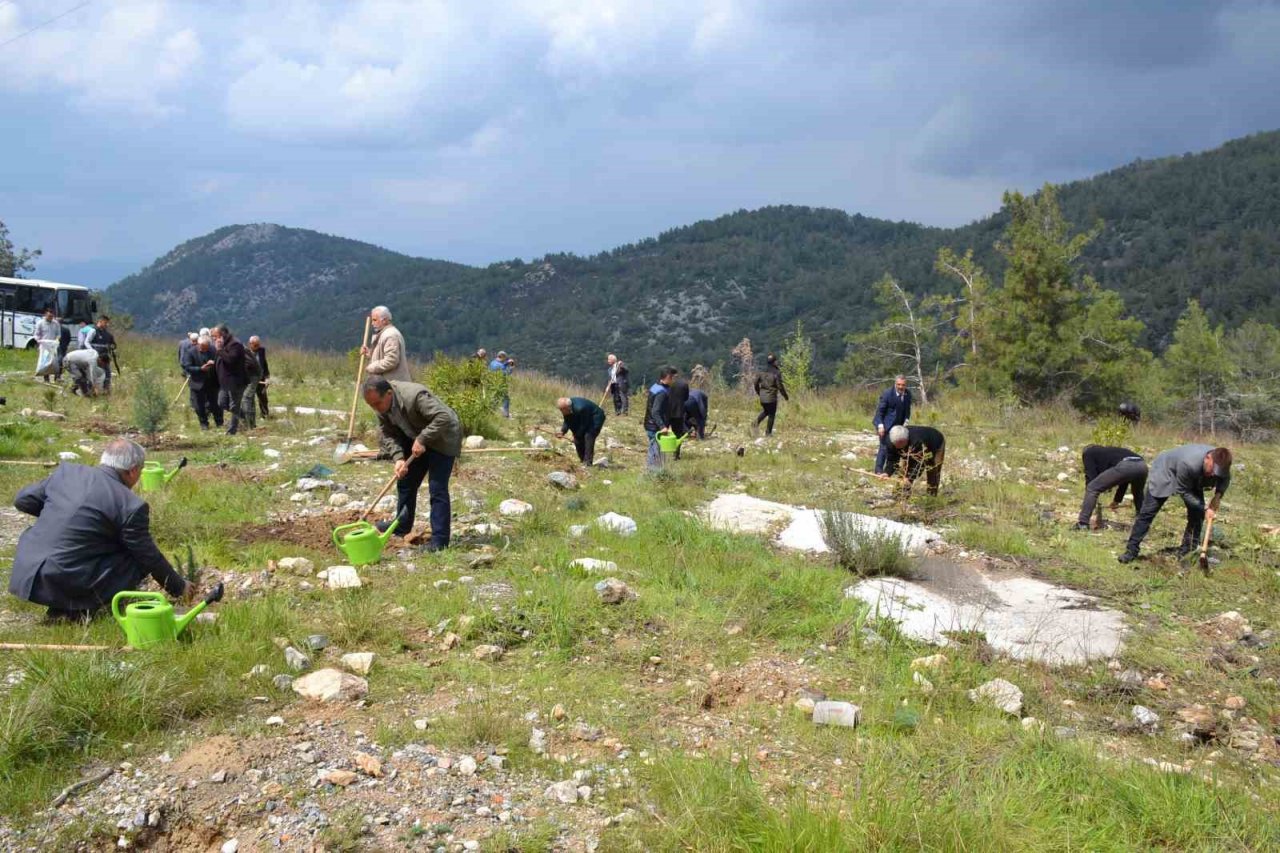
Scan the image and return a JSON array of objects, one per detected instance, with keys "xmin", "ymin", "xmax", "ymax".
[{"xmin": 109, "ymin": 131, "xmax": 1280, "ymax": 389}]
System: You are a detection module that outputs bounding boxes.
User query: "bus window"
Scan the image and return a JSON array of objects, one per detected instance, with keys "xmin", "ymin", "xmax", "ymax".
[{"xmin": 57, "ymin": 289, "xmax": 71, "ymax": 319}]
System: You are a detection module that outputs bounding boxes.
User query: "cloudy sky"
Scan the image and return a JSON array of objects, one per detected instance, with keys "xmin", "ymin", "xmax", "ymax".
[{"xmin": 3, "ymin": 0, "xmax": 1280, "ymax": 286}]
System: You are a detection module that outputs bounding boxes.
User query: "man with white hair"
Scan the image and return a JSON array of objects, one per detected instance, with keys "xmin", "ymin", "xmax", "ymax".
[
  {"xmin": 556, "ymin": 395, "xmax": 606, "ymax": 466},
  {"xmin": 362, "ymin": 306, "xmax": 412, "ymax": 382},
  {"xmin": 8, "ymin": 438, "xmax": 193, "ymax": 620},
  {"xmin": 879, "ymin": 424, "xmax": 946, "ymax": 496}
]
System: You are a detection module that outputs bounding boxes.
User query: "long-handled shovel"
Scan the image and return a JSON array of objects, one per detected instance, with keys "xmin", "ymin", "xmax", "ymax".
[
  {"xmin": 360, "ymin": 472, "xmax": 400, "ymax": 523},
  {"xmin": 598, "ymin": 384, "xmax": 612, "ymax": 409},
  {"xmin": 170, "ymin": 377, "xmax": 190, "ymax": 407},
  {"xmin": 1198, "ymin": 515, "xmax": 1216, "ymax": 574},
  {"xmin": 336, "ymin": 316, "xmax": 373, "ymax": 461}
]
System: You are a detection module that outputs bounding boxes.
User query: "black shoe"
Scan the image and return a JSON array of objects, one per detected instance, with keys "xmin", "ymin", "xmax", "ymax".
[
  {"xmin": 423, "ymin": 541, "xmax": 446, "ymax": 553},
  {"xmin": 1072, "ymin": 523, "xmax": 1090, "ymax": 531},
  {"xmin": 1117, "ymin": 552, "xmax": 1138, "ymax": 564}
]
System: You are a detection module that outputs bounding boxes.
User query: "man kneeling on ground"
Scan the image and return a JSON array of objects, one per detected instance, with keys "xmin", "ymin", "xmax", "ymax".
[
  {"xmin": 8, "ymin": 438, "xmax": 195, "ymax": 621},
  {"xmin": 557, "ymin": 396, "xmax": 606, "ymax": 466},
  {"xmin": 1118, "ymin": 445, "xmax": 1231, "ymax": 564},
  {"xmin": 363, "ymin": 377, "xmax": 462, "ymax": 552},
  {"xmin": 1075, "ymin": 444, "xmax": 1147, "ymax": 530},
  {"xmin": 881, "ymin": 425, "xmax": 945, "ymax": 496}
]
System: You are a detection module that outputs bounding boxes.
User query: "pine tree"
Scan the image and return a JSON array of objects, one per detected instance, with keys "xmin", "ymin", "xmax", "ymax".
[{"xmin": 1163, "ymin": 300, "xmax": 1236, "ymax": 434}]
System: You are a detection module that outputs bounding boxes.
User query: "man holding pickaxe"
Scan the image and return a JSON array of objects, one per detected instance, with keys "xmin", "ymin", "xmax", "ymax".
[{"xmin": 605, "ymin": 354, "xmax": 630, "ymax": 415}]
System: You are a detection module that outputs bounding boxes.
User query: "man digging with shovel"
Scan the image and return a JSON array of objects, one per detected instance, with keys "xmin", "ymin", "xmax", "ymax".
[
  {"xmin": 1118, "ymin": 445, "xmax": 1232, "ymax": 568},
  {"xmin": 363, "ymin": 377, "xmax": 462, "ymax": 552}
]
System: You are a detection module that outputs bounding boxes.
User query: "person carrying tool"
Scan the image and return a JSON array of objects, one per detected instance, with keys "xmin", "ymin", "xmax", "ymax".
[
  {"xmin": 685, "ymin": 388, "xmax": 709, "ymax": 439},
  {"xmin": 1075, "ymin": 445, "xmax": 1147, "ymax": 530},
  {"xmin": 8, "ymin": 438, "xmax": 195, "ymax": 621},
  {"xmin": 606, "ymin": 353, "xmax": 630, "ymax": 415},
  {"xmin": 753, "ymin": 353, "xmax": 789, "ymax": 436},
  {"xmin": 644, "ymin": 367, "xmax": 676, "ymax": 469},
  {"xmin": 363, "ymin": 377, "xmax": 462, "ymax": 551},
  {"xmin": 1118, "ymin": 445, "xmax": 1231, "ymax": 564},
  {"xmin": 556, "ymin": 396, "xmax": 606, "ymax": 466},
  {"xmin": 212, "ymin": 324, "xmax": 249, "ymax": 435},
  {"xmin": 489, "ymin": 351, "xmax": 513, "ymax": 417},
  {"xmin": 881, "ymin": 424, "xmax": 945, "ymax": 496},
  {"xmin": 83, "ymin": 315, "xmax": 117, "ymax": 394},
  {"xmin": 182, "ymin": 335, "xmax": 223, "ymax": 430},
  {"xmin": 248, "ymin": 335, "xmax": 271, "ymax": 419},
  {"xmin": 363, "ymin": 306, "xmax": 413, "ymax": 382},
  {"xmin": 873, "ymin": 375, "xmax": 912, "ymax": 474}
]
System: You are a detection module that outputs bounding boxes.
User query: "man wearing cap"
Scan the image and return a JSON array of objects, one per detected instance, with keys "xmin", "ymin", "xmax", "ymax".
[{"xmin": 1118, "ymin": 445, "xmax": 1232, "ymax": 564}]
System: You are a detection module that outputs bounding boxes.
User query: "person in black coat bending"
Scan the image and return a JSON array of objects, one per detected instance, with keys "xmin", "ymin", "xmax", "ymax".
[
  {"xmin": 666, "ymin": 372, "xmax": 690, "ymax": 458},
  {"xmin": 873, "ymin": 375, "xmax": 912, "ymax": 474},
  {"xmin": 881, "ymin": 425, "xmax": 945, "ymax": 496},
  {"xmin": 1075, "ymin": 445, "xmax": 1147, "ymax": 530},
  {"xmin": 8, "ymin": 438, "xmax": 194, "ymax": 620},
  {"xmin": 557, "ymin": 396, "xmax": 607, "ymax": 466},
  {"xmin": 684, "ymin": 389, "xmax": 709, "ymax": 439}
]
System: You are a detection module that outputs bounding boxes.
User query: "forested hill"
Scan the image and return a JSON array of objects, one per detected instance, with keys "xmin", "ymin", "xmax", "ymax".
[{"xmin": 109, "ymin": 130, "xmax": 1280, "ymax": 383}]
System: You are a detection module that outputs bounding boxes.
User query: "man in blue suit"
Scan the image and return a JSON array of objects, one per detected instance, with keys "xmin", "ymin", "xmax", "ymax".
[{"xmin": 873, "ymin": 375, "xmax": 912, "ymax": 474}]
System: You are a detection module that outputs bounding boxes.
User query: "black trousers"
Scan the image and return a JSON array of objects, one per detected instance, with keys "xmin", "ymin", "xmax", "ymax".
[
  {"xmin": 1125, "ymin": 489, "xmax": 1205, "ymax": 557},
  {"xmin": 395, "ymin": 449, "xmax": 455, "ymax": 548},
  {"xmin": 611, "ymin": 383, "xmax": 629, "ymax": 415},
  {"xmin": 573, "ymin": 430, "xmax": 599, "ymax": 465},
  {"xmin": 189, "ymin": 384, "xmax": 224, "ymax": 428},
  {"xmin": 896, "ymin": 445, "xmax": 945, "ymax": 496},
  {"xmin": 756, "ymin": 401, "xmax": 777, "ymax": 434},
  {"xmin": 669, "ymin": 417, "xmax": 686, "ymax": 459},
  {"xmin": 256, "ymin": 383, "xmax": 270, "ymax": 418},
  {"xmin": 222, "ymin": 381, "xmax": 246, "ymax": 433},
  {"xmin": 1077, "ymin": 459, "xmax": 1147, "ymax": 525}
]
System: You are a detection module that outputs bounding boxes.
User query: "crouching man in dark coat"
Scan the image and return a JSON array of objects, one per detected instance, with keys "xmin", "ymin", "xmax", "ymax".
[
  {"xmin": 557, "ymin": 396, "xmax": 606, "ymax": 466},
  {"xmin": 8, "ymin": 438, "xmax": 193, "ymax": 621},
  {"xmin": 364, "ymin": 377, "xmax": 463, "ymax": 552}
]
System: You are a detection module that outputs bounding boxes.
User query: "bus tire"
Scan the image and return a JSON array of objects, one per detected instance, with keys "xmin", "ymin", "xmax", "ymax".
[{"xmin": 24, "ymin": 340, "xmax": 35, "ymax": 349}]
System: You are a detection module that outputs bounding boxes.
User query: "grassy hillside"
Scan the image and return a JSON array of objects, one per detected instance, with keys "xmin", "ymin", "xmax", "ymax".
[
  {"xmin": 0, "ymin": 335, "xmax": 1276, "ymax": 849},
  {"xmin": 107, "ymin": 131, "xmax": 1280, "ymax": 383}
]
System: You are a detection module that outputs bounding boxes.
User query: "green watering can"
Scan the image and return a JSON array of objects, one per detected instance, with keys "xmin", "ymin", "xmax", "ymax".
[
  {"xmin": 655, "ymin": 431, "xmax": 688, "ymax": 454},
  {"xmin": 332, "ymin": 518, "xmax": 398, "ymax": 565},
  {"xmin": 111, "ymin": 582, "xmax": 224, "ymax": 649},
  {"xmin": 140, "ymin": 457, "xmax": 187, "ymax": 492}
]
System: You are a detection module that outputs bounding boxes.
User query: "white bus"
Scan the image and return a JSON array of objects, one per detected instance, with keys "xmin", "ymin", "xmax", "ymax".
[{"xmin": 0, "ymin": 276, "xmax": 98, "ymax": 349}]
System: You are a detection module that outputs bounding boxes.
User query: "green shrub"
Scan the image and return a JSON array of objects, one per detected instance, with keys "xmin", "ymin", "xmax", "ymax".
[
  {"xmin": 818, "ymin": 511, "xmax": 915, "ymax": 578},
  {"xmin": 130, "ymin": 368, "xmax": 168, "ymax": 442},
  {"xmin": 419, "ymin": 353, "xmax": 507, "ymax": 438}
]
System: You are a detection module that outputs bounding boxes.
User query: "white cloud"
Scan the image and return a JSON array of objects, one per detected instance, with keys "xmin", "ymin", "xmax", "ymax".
[{"xmin": 0, "ymin": 0, "xmax": 200, "ymax": 116}]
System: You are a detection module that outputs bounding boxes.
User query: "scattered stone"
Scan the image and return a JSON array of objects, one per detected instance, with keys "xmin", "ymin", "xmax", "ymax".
[
  {"xmin": 221, "ymin": 840, "xmax": 239, "ymax": 853},
  {"xmin": 1056, "ymin": 472, "xmax": 1070, "ymax": 481},
  {"xmin": 296, "ymin": 477, "xmax": 335, "ymax": 491},
  {"xmin": 328, "ymin": 493, "xmax": 351, "ymax": 508},
  {"xmin": 570, "ymin": 557, "xmax": 617, "ymax": 573},
  {"xmin": 263, "ymin": 448, "xmax": 281, "ymax": 458},
  {"xmin": 289, "ymin": 493, "xmax": 308, "ymax": 503},
  {"xmin": 548, "ymin": 471, "xmax": 579, "ymax": 490},
  {"xmin": 1021, "ymin": 717, "xmax": 1040, "ymax": 731},
  {"xmin": 284, "ymin": 647, "xmax": 310, "ymax": 671},
  {"xmin": 911, "ymin": 654, "xmax": 948, "ymax": 671},
  {"xmin": 457, "ymin": 756, "xmax": 478, "ymax": 776},
  {"xmin": 272, "ymin": 674, "xmax": 294, "ymax": 691},
  {"xmin": 209, "ymin": 769, "xmax": 228, "ymax": 783},
  {"xmin": 265, "ymin": 715, "xmax": 285, "ymax": 726},
  {"xmin": 1144, "ymin": 676, "xmax": 1169, "ymax": 691},
  {"xmin": 277, "ymin": 557, "xmax": 314, "ymax": 573},
  {"xmin": 33, "ymin": 410, "xmax": 66, "ymax": 421},
  {"xmin": 1115, "ymin": 669, "xmax": 1144, "ymax": 692},
  {"xmin": 594, "ymin": 577, "xmax": 635, "ymax": 604},
  {"xmin": 463, "ymin": 435, "xmax": 487, "ymax": 449},
  {"xmin": 499, "ymin": 499, "xmax": 534, "ymax": 516},
  {"xmin": 291, "ymin": 669, "xmax": 369, "ymax": 703},
  {"xmin": 577, "ymin": 785, "xmax": 593, "ymax": 801},
  {"xmin": 1054, "ymin": 726, "xmax": 1078, "ymax": 739},
  {"xmin": 530, "ymin": 435, "xmax": 552, "ymax": 449},
  {"xmin": 440, "ymin": 633, "xmax": 460, "ymax": 650},
  {"xmin": 414, "ymin": 718, "xmax": 429, "ymax": 731},
  {"xmin": 58, "ymin": 451, "xmax": 79, "ymax": 461},
  {"xmin": 571, "ymin": 722, "xmax": 603, "ymax": 742},
  {"xmin": 354, "ymin": 752, "xmax": 383, "ymax": 777},
  {"xmin": 434, "ymin": 579, "xmax": 453, "ymax": 590},
  {"xmin": 1132, "ymin": 705, "xmax": 1160, "ymax": 728},
  {"xmin": 551, "ymin": 704, "xmax": 567, "ymax": 720},
  {"xmin": 247, "ymin": 664, "xmax": 269, "ymax": 677},
  {"xmin": 306, "ymin": 634, "xmax": 330, "ymax": 651},
  {"xmin": 812, "ymin": 701, "xmax": 861, "ymax": 728},
  {"xmin": 596, "ymin": 512, "xmax": 637, "ymax": 536},
  {"xmin": 325, "ymin": 565, "xmax": 362, "ymax": 589},
  {"xmin": 341, "ymin": 652, "xmax": 375, "ymax": 675},
  {"xmin": 1202, "ymin": 611, "xmax": 1252, "ymax": 642},
  {"xmin": 473, "ymin": 644, "xmax": 505, "ymax": 662},
  {"xmin": 568, "ymin": 524, "xmax": 588, "ymax": 537},
  {"xmin": 529, "ymin": 728, "xmax": 548, "ymax": 754},
  {"xmin": 913, "ymin": 671, "xmax": 935, "ymax": 695},
  {"xmin": 1176, "ymin": 704, "xmax": 1218, "ymax": 739},
  {"xmin": 486, "ymin": 754, "xmax": 505, "ymax": 771},
  {"xmin": 969, "ymin": 679, "xmax": 1023, "ymax": 716},
  {"xmin": 794, "ymin": 697, "xmax": 816, "ymax": 716},
  {"xmin": 324, "ymin": 769, "xmax": 358, "ymax": 787},
  {"xmin": 544, "ymin": 780, "xmax": 579, "ymax": 804},
  {"xmin": 1224, "ymin": 695, "xmax": 1246, "ymax": 710}
]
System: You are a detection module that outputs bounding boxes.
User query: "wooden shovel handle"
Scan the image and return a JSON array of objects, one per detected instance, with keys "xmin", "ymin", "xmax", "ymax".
[
  {"xmin": 0, "ymin": 642, "xmax": 116, "ymax": 652},
  {"xmin": 360, "ymin": 472, "xmax": 400, "ymax": 522},
  {"xmin": 345, "ymin": 315, "xmax": 373, "ymax": 445},
  {"xmin": 1199, "ymin": 515, "xmax": 1216, "ymax": 561}
]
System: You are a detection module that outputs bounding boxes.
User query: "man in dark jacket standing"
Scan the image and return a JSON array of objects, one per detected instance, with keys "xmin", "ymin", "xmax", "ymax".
[
  {"xmin": 364, "ymin": 378, "xmax": 463, "ymax": 551},
  {"xmin": 8, "ymin": 438, "xmax": 193, "ymax": 620},
  {"xmin": 753, "ymin": 354, "xmax": 789, "ymax": 436},
  {"xmin": 557, "ymin": 396, "xmax": 606, "ymax": 466},
  {"xmin": 1119, "ymin": 445, "xmax": 1232, "ymax": 564},
  {"xmin": 1075, "ymin": 445, "xmax": 1147, "ymax": 530},
  {"xmin": 212, "ymin": 324, "xmax": 248, "ymax": 435},
  {"xmin": 644, "ymin": 367, "xmax": 676, "ymax": 469},
  {"xmin": 685, "ymin": 388, "xmax": 709, "ymax": 439},
  {"xmin": 606, "ymin": 354, "xmax": 630, "ymax": 415},
  {"xmin": 249, "ymin": 336, "xmax": 271, "ymax": 420},
  {"xmin": 666, "ymin": 372, "xmax": 690, "ymax": 458},
  {"xmin": 183, "ymin": 335, "xmax": 223, "ymax": 430},
  {"xmin": 84, "ymin": 316, "xmax": 117, "ymax": 394},
  {"xmin": 873, "ymin": 375, "xmax": 913, "ymax": 474},
  {"xmin": 882, "ymin": 425, "xmax": 945, "ymax": 496}
]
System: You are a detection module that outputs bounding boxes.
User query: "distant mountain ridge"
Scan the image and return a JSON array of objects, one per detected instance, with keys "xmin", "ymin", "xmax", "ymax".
[{"xmin": 108, "ymin": 130, "xmax": 1280, "ymax": 382}]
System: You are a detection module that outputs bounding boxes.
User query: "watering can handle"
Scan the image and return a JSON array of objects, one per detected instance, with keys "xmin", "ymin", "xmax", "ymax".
[
  {"xmin": 332, "ymin": 521, "xmax": 366, "ymax": 547},
  {"xmin": 111, "ymin": 590, "xmax": 161, "ymax": 625}
]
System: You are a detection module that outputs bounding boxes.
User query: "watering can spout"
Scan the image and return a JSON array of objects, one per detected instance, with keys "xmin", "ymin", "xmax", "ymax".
[
  {"xmin": 163, "ymin": 456, "xmax": 189, "ymax": 484},
  {"xmin": 378, "ymin": 517, "xmax": 399, "ymax": 544},
  {"xmin": 174, "ymin": 582, "xmax": 224, "ymax": 635}
]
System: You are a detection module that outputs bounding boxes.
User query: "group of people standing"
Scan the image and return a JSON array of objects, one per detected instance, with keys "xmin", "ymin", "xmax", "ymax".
[
  {"xmin": 33, "ymin": 309, "xmax": 118, "ymax": 397},
  {"xmin": 179, "ymin": 326, "xmax": 270, "ymax": 434}
]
